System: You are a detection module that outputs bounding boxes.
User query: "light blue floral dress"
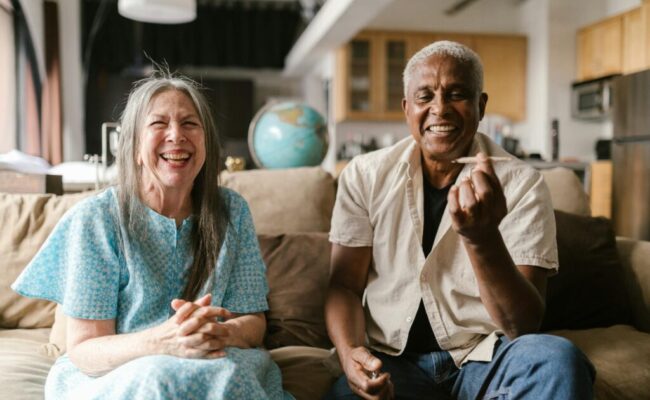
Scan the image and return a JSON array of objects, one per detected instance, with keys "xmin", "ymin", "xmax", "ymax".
[{"xmin": 12, "ymin": 187, "xmax": 293, "ymax": 399}]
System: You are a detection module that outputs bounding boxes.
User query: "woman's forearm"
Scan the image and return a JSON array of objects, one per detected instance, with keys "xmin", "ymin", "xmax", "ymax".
[
  {"xmin": 68, "ymin": 328, "xmax": 159, "ymax": 377},
  {"xmin": 223, "ymin": 312, "xmax": 266, "ymax": 348}
]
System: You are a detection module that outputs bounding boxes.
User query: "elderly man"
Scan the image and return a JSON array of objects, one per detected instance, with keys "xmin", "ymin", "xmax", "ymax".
[{"xmin": 324, "ymin": 41, "xmax": 595, "ymax": 400}]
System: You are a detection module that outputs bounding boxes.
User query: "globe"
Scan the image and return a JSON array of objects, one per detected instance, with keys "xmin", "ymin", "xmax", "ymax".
[{"xmin": 248, "ymin": 101, "xmax": 328, "ymax": 169}]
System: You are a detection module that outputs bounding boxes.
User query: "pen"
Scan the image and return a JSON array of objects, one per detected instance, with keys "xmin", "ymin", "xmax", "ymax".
[{"xmin": 453, "ymin": 156, "xmax": 512, "ymax": 164}]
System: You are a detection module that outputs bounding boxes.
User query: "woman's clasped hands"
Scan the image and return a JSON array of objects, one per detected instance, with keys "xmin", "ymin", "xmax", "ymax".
[{"xmin": 152, "ymin": 293, "xmax": 234, "ymax": 359}]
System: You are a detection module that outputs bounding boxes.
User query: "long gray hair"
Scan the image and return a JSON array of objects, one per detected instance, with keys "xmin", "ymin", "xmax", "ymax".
[
  {"xmin": 117, "ymin": 70, "xmax": 229, "ymax": 301},
  {"xmin": 403, "ymin": 40, "xmax": 484, "ymax": 97}
]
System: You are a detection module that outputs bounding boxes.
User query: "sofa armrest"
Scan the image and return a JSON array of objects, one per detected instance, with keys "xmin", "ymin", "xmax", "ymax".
[{"xmin": 616, "ymin": 236, "xmax": 650, "ymax": 333}]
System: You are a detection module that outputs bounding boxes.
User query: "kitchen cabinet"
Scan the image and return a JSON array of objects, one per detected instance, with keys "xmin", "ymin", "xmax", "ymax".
[
  {"xmin": 334, "ymin": 30, "xmax": 527, "ymax": 122},
  {"xmin": 622, "ymin": 4, "xmax": 650, "ymax": 75},
  {"xmin": 473, "ymin": 35, "xmax": 527, "ymax": 121},
  {"xmin": 590, "ymin": 160, "xmax": 612, "ymax": 219},
  {"xmin": 577, "ymin": 4, "xmax": 650, "ymax": 80},
  {"xmin": 333, "ymin": 32, "xmax": 407, "ymax": 122},
  {"xmin": 333, "ymin": 33, "xmax": 379, "ymax": 121},
  {"xmin": 576, "ymin": 15, "xmax": 622, "ymax": 81},
  {"xmin": 622, "ymin": 7, "xmax": 645, "ymax": 74}
]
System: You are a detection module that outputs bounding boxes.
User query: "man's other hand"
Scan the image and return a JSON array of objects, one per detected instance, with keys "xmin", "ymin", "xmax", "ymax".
[{"xmin": 341, "ymin": 346, "xmax": 394, "ymax": 400}]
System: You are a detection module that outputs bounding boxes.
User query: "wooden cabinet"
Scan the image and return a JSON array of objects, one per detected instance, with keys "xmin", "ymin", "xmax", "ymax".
[
  {"xmin": 334, "ymin": 33, "xmax": 377, "ymax": 121},
  {"xmin": 379, "ymin": 33, "xmax": 411, "ymax": 118},
  {"xmin": 577, "ymin": 15, "xmax": 622, "ymax": 81},
  {"xmin": 622, "ymin": 7, "xmax": 645, "ymax": 74},
  {"xmin": 334, "ymin": 31, "xmax": 527, "ymax": 122},
  {"xmin": 473, "ymin": 35, "xmax": 527, "ymax": 121},
  {"xmin": 590, "ymin": 160, "xmax": 612, "ymax": 218},
  {"xmin": 622, "ymin": 5, "xmax": 650, "ymax": 75},
  {"xmin": 333, "ymin": 32, "xmax": 406, "ymax": 122},
  {"xmin": 577, "ymin": 4, "xmax": 650, "ymax": 80}
]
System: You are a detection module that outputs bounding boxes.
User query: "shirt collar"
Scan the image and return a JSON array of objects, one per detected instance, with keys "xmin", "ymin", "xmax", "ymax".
[{"xmin": 397, "ymin": 132, "xmax": 490, "ymax": 180}]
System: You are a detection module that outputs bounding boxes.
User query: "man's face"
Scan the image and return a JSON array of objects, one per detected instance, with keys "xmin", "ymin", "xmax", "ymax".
[{"xmin": 402, "ymin": 54, "xmax": 487, "ymax": 162}]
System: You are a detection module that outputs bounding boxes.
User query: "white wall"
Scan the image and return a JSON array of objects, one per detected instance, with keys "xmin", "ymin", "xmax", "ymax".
[
  {"xmin": 514, "ymin": 0, "xmax": 549, "ymax": 158},
  {"xmin": 607, "ymin": 0, "xmax": 642, "ymax": 15}
]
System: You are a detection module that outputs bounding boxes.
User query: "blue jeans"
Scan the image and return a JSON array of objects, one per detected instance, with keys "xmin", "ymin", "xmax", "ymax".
[{"xmin": 324, "ymin": 334, "xmax": 595, "ymax": 399}]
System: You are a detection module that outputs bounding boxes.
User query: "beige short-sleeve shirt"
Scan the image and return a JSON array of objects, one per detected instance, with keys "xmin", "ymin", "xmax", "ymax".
[{"xmin": 330, "ymin": 133, "xmax": 558, "ymax": 367}]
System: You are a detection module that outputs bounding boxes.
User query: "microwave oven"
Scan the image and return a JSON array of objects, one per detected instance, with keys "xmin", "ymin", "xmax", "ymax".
[{"xmin": 571, "ymin": 74, "xmax": 620, "ymax": 120}]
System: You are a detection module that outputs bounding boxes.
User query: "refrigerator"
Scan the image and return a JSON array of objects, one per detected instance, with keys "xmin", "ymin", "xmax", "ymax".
[{"xmin": 612, "ymin": 69, "xmax": 650, "ymax": 240}]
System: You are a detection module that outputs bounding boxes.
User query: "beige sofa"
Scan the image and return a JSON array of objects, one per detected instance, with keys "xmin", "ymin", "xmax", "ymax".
[{"xmin": 1, "ymin": 166, "xmax": 649, "ymax": 400}]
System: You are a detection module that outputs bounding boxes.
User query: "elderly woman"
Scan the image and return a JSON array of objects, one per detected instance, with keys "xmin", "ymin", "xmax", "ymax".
[{"xmin": 12, "ymin": 72, "xmax": 292, "ymax": 399}]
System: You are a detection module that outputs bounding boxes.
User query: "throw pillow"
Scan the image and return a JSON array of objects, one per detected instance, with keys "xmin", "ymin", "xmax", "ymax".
[
  {"xmin": 0, "ymin": 191, "xmax": 94, "ymax": 329},
  {"xmin": 259, "ymin": 232, "xmax": 332, "ymax": 349},
  {"xmin": 220, "ymin": 167, "xmax": 336, "ymax": 235},
  {"xmin": 541, "ymin": 210, "xmax": 632, "ymax": 331}
]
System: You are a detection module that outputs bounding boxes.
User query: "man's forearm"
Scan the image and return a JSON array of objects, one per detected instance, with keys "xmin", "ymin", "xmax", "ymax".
[
  {"xmin": 325, "ymin": 285, "xmax": 368, "ymax": 356},
  {"xmin": 462, "ymin": 230, "xmax": 546, "ymax": 338}
]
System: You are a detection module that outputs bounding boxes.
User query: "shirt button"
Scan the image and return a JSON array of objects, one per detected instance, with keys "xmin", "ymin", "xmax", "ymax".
[{"xmin": 406, "ymin": 316, "xmax": 412, "ymax": 323}]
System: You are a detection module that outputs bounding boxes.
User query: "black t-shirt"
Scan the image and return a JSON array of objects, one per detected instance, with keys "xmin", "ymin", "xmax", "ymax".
[{"xmin": 403, "ymin": 174, "xmax": 451, "ymax": 353}]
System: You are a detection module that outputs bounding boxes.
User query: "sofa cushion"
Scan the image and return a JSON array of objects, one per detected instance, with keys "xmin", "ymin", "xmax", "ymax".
[
  {"xmin": 540, "ymin": 167, "xmax": 590, "ymax": 216},
  {"xmin": 270, "ymin": 346, "xmax": 336, "ymax": 400},
  {"xmin": 220, "ymin": 167, "xmax": 335, "ymax": 235},
  {"xmin": 552, "ymin": 325, "xmax": 650, "ymax": 400},
  {"xmin": 541, "ymin": 211, "xmax": 632, "ymax": 331},
  {"xmin": 615, "ymin": 237, "xmax": 650, "ymax": 332},
  {"xmin": 0, "ymin": 192, "xmax": 93, "ymax": 329},
  {"xmin": 260, "ymin": 232, "xmax": 332, "ymax": 349},
  {"xmin": 0, "ymin": 328, "xmax": 55, "ymax": 400}
]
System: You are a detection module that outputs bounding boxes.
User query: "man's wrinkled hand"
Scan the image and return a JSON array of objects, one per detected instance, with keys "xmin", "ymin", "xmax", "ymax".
[
  {"xmin": 448, "ymin": 152, "xmax": 507, "ymax": 243},
  {"xmin": 341, "ymin": 346, "xmax": 394, "ymax": 400}
]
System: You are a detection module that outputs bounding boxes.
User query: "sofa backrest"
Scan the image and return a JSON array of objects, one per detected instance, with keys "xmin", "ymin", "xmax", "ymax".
[
  {"xmin": 0, "ymin": 191, "xmax": 95, "ymax": 329},
  {"xmin": 0, "ymin": 167, "xmax": 336, "ymax": 330},
  {"xmin": 539, "ymin": 167, "xmax": 591, "ymax": 216},
  {"xmin": 220, "ymin": 167, "xmax": 336, "ymax": 235}
]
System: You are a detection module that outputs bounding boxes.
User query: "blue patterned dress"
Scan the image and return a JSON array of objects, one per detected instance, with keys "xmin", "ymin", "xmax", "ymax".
[{"xmin": 12, "ymin": 187, "xmax": 293, "ymax": 399}]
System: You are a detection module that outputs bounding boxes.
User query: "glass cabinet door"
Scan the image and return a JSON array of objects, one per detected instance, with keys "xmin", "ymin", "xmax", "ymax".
[
  {"xmin": 349, "ymin": 39, "xmax": 371, "ymax": 112},
  {"xmin": 385, "ymin": 39, "xmax": 407, "ymax": 113}
]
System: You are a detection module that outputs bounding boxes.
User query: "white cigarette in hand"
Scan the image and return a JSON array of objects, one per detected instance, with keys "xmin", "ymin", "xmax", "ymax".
[{"xmin": 453, "ymin": 156, "xmax": 512, "ymax": 164}]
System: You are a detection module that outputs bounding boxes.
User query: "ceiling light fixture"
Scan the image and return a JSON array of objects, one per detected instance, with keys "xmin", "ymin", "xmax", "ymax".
[
  {"xmin": 118, "ymin": 0, "xmax": 197, "ymax": 24},
  {"xmin": 444, "ymin": 0, "xmax": 480, "ymax": 16}
]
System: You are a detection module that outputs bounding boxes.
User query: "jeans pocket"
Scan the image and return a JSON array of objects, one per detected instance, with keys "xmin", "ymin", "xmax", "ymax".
[{"xmin": 432, "ymin": 361, "xmax": 458, "ymax": 386}]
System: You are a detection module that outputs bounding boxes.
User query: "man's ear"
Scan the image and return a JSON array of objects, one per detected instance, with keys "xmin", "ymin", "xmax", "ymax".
[
  {"xmin": 402, "ymin": 97, "xmax": 408, "ymax": 119},
  {"xmin": 479, "ymin": 92, "xmax": 488, "ymax": 120}
]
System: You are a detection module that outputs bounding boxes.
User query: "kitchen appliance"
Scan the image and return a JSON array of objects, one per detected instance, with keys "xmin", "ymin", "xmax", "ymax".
[
  {"xmin": 571, "ymin": 74, "xmax": 619, "ymax": 120},
  {"xmin": 611, "ymin": 69, "xmax": 650, "ymax": 240}
]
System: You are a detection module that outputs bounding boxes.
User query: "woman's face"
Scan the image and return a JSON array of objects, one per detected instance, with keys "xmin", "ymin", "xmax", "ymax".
[{"xmin": 137, "ymin": 89, "xmax": 206, "ymax": 191}]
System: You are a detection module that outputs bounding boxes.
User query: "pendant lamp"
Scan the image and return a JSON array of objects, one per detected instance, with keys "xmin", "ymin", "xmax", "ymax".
[{"xmin": 118, "ymin": 0, "xmax": 196, "ymax": 24}]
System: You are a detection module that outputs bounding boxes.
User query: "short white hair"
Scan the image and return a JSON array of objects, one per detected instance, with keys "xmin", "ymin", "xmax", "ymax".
[{"xmin": 403, "ymin": 40, "xmax": 483, "ymax": 97}]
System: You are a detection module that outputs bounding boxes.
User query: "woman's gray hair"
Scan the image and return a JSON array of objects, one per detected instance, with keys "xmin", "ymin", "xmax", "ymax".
[
  {"xmin": 403, "ymin": 40, "xmax": 484, "ymax": 97},
  {"xmin": 117, "ymin": 69, "xmax": 228, "ymax": 301}
]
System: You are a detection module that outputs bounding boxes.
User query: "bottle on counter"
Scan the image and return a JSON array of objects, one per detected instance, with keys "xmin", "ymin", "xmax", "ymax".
[{"xmin": 551, "ymin": 119, "xmax": 560, "ymax": 161}]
